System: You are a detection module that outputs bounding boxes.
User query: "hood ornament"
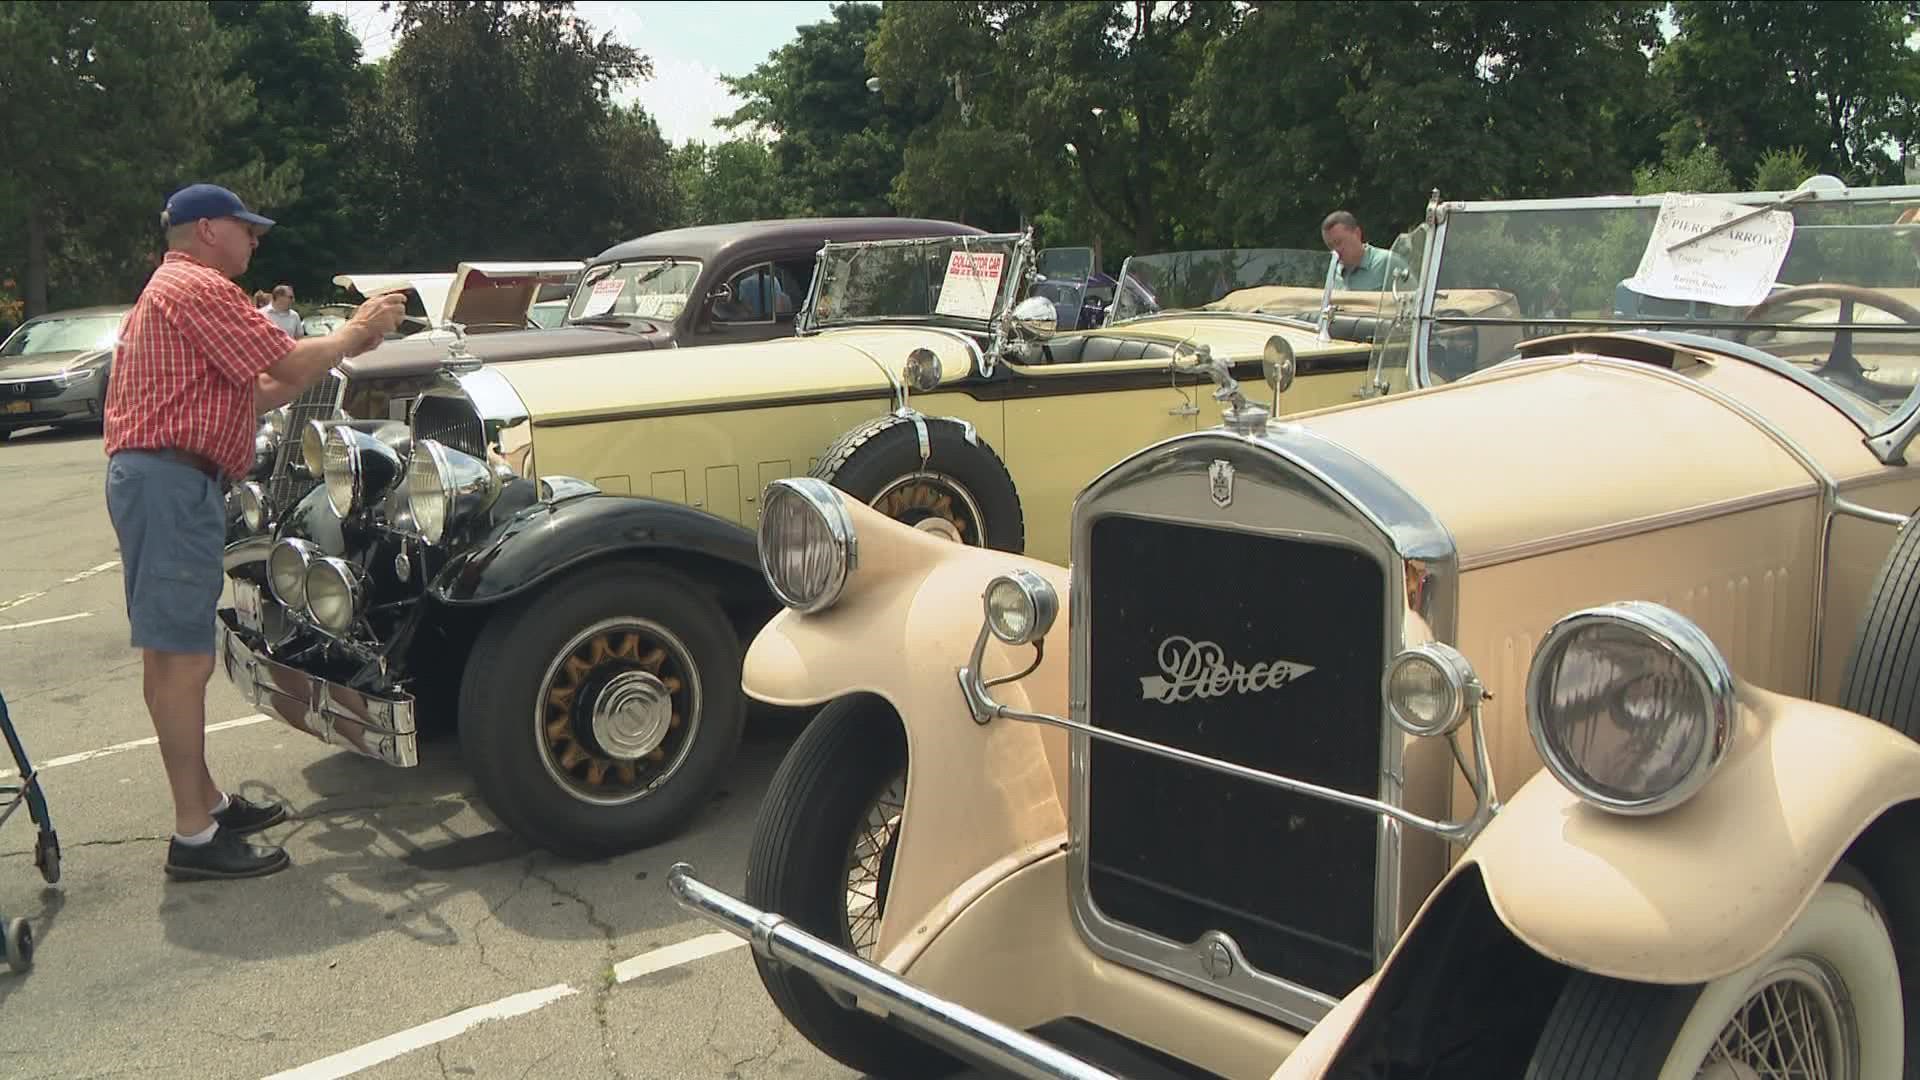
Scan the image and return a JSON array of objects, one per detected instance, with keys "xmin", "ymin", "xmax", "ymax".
[
  {"xmin": 442, "ymin": 321, "xmax": 481, "ymax": 374},
  {"xmin": 1176, "ymin": 342, "xmax": 1269, "ymax": 436}
]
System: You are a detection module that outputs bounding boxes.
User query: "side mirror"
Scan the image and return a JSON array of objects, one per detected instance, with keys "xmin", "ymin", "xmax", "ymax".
[
  {"xmin": 903, "ymin": 347, "xmax": 943, "ymax": 393},
  {"xmin": 1262, "ymin": 335, "xmax": 1296, "ymax": 395},
  {"xmin": 707, "ymin": 283, "xmax": 734, "ymax": 304},
  {"xmin": 1010, "ymin": 295, "xmax": 1058, "ymax": 338}
]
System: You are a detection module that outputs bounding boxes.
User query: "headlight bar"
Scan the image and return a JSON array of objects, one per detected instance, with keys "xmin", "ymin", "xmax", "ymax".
[{"xmin": 957, "ymin": 572, "xmax": 1501, "ymax": 847}]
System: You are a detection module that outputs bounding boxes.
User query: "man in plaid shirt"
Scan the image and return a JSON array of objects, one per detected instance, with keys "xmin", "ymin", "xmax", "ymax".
[{"xmin": 104, "ymin": 183, "xmax": 404, "ymax": 881}]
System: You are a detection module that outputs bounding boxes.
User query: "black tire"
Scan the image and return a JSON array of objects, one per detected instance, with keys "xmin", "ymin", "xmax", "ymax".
[
  {"xmin": 813, "ymin": 418, "xmax": 1024, "ymax": 553},
  {"xmin": 743, "ymin": 696, "xmax": 960, "ymax": 1079},
  {"xmin": 1840, "ymin": 509, "xmax": 1920, "ymax": 738},
  {"xmin": 458, "ymin": 562, "xmax": 745, "ymax": 859},
  {"xmin": 1525, "ymin": 865, "xmax": 1904, "ymax": 1079}
]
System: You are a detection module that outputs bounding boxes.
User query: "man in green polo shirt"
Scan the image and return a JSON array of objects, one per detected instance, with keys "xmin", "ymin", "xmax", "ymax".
[{"xmin": 1321, "ymin": 210, "xmax": 1400, "ymax": 292}]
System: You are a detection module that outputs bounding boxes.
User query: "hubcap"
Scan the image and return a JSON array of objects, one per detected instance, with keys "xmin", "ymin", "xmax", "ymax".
[
  {"xmin": 1700, "ymin": 956, "xmax": 1854, "ymax": 1080},
  {"xmin": 592, "ymin": 670, "xmax": 674, "ymax": 760},
  {"xmin": 536, "ymin": 617, "xmax": 702, "ymax": 807},
  {"xmin": 870, "ymin": 471, "xmax": 986, "ymax": 547}
]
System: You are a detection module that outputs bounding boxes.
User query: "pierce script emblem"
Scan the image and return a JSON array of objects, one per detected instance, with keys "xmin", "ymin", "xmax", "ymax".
[
  {"xmin": 1139, "ymin": 636, "xmax": 1315, "ymax": 704},
  {"xmin": 1209, "ymin": 459, "xmax": 1234, "ymax": 508}
]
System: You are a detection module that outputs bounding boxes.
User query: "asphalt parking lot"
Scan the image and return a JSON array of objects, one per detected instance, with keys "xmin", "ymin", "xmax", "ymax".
[{"xmin": 0, "ymin": 426, "xmax": 857, "ymax": 1079}]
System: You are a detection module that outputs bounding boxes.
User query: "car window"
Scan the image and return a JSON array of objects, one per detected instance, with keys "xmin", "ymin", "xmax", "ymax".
[
  {"xmin": 716, "ymin": 263, "xmax": 777, "ymax": 323},
  {"xmin": 1, "ymin": 315, "xmax": 120, "ymax": 356}
]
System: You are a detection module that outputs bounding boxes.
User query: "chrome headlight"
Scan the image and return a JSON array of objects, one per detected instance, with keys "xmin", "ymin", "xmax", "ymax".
[
  {"xmin": 322, "ymin": 426, "xmax": 403, "ymax": 518},
  {"xmin": 267, "ymin": 538, "xmax": 320, "ymax": 609},
  {"xmin": 1384, "ymin": 643, "xmax": 1477, "ymax": 738},
  {"xmin": 234, "ymin": 481, "xmax": 268, "ymax": 533},
  {"xmin": 1526, "ymin": 601, "xmax": 1735, "ymax": 816},
  {"xmin": 406, "ymin": 439, "xmax": 501, "ymax": 544},
  {"xmin": 758, "ymin": 478, "xmax": 856, "ymax": 614},
  {"xmin": 304, "ymin": 556, "xmax": 365, "ymax": 635},
  {"xmin": 983, "ymin": 569, "xmax": 1058, "ymax": 646},
  {"xmin": 300, "ymin": 419, "xmax": 333, "ymax": 476}
]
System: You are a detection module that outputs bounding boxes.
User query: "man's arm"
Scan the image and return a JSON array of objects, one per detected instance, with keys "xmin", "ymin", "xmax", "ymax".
[{"xmin": 256, "ymin": 294, "xmax": 407, "ymax": 405}]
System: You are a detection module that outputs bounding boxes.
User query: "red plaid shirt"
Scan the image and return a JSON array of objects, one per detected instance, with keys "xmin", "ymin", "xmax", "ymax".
[{"xmin": 103, "ymin": 252, "xmax": 294, "ymax": 479}]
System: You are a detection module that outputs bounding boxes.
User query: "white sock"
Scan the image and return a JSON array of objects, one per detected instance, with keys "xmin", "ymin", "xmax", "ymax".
[
  {"xmin": 174, "ymin": 822, "xmax": 218, "ymax": 846},
  {"xmin": 211, "ymin": 793, "xmax": 232, "ymax": 815}
]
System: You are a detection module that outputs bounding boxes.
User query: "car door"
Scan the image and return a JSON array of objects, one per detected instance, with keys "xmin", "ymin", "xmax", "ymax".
[
  {"xmin": 991, "ymin": 353, "xmax": 1202, "ymax": 563},
  {"xmin": 695, "ymin": 256, "xmax": 818, "ymax": 346}
]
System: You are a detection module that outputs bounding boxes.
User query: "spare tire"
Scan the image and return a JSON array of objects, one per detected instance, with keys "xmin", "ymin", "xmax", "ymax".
[
  {"xmin": 1840, "ymin": 507, "xmax": 1920, "ymax": 740},
  {"xmin": 812, "ymin": 415, "xmax": 1025, "ymax": 553}
]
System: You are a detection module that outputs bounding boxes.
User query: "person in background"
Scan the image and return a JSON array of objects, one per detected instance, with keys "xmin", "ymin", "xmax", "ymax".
[
  {"xmin": 252, "ymin": 289, "xmax": 271, "ymax": 308},
  {"xmin": 102, "ymin": 182, "xmax": 404, "ymax": 881},
  {"xmin": 1320, "ymin": 210, "xmax": 1401, "ymax": 293},
  {"xmin": 261, "ymin": 283, "xmax": 303, "ymax": 338}
]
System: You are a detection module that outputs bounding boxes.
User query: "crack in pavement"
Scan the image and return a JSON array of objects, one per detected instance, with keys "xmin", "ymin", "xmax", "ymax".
[
  {"xmin": 467, "ymin": 858, "xmax": 539, "ymax": 981},
  {"xmin": 0, "ymin": 833, "xmax": 168, "ymax": 860},
  {"xmin": 528, "ymin": 868, "xmax": 628, "ymax": 1080},
  {"xmin": 3, "ymin": 655, "xmax": 143, "ymax": 706}
]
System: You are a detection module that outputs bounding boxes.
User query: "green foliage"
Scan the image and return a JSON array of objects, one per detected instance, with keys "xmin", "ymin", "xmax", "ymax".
[
  {"xmin": 1632, "ymin": 143, "xmax": 1737, "ymax": 195},
  {"xmin": 1656, "ymin": 1, "xmax": 1920, "ymax": 184},
  {"xmin": 0, "ymin": 0, "xmax": 269, "ymax": 313},
  {"xmin": 669, "ymin": 137, "xmax": 784, "ymax": 225},
  {"xmin": 722, "ymin": 2, "xmax": 929, "ymax": 217},
  {"xmin": 1751, "ymin": 147, "xmax": 1816, "ymax": 192}
]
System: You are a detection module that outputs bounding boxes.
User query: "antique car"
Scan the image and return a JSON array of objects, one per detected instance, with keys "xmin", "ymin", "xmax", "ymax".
[
  {"xmin": 670, "ymin": 179, "xmax": 1920, "ymax": 1078},
  {"xmin": 0, "ymin": 303, "xmax": 130, "ymax": 441},
  {"xmin": 237, "ymin": 219, "xmax": 982, "ymax": 534},
  {"xmin": 214, "ymin": 229, "xmax": 1384, "ymax": 860}
]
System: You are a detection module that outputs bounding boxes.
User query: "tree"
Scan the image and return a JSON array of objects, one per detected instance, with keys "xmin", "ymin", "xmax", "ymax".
[
  {"xmin": 1631, "ymin": 143, "xmax": 1737, "ymax": 195},
  {"xmin": 0, "ymin": 1, "xmax": 272, "ymax": 315},
  {"xmin": 869, "ymin": 1, "xmax": 1233, "ymax": 255},
  {"xmin": 1187, "ymin": 1, "xmax": 1663, "ymax": 249},
  {"xmin": 349, "ymin": 1, "xmax": 671, "ymax": 266},
  {"xmin": 669, "ymin": 138, "xmax": 784, "ymax": 226},
  {"xmin": 208, "ymin": 0, "xmax": 375, "ymax": 300},
  {"xmin": 721, "ymin": 2, "xmax": 929, "ymax": 218},
  {"xmin": 1655, "ymin": 1, "xmax": 1920, "ymax": 185}
]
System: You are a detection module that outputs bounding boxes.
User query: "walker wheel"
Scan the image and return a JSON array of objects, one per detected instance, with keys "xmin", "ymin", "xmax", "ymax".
[
  {"xmin": 4, "ymin": 917, "xmax": 32, "ymax": 973},
  {"xmin": 33, "ymin": 831, "xmax": 58, "ymax": 885}
]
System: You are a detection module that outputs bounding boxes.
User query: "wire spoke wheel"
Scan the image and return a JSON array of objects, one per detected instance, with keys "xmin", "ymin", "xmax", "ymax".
[
  {"xmin": 842, "ymin": 768, "xmax": 906, "ymax": 959},
  {"xmin": 1699, "ymin": 957, "xmax": 1854, "ymax": 1080},
  {"xmin": 536, "ymin": 616, "xmax": 701, "ymax": 806},
  {"xmin": 870, "ymin": 471, "xmax": 985, "ymax": 546}
]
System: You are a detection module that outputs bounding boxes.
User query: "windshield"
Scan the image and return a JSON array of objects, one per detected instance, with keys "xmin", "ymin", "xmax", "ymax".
[
  {"xmin": 807, "ymin": 235, "xmax": 1025, "ymax": 329},
  {"xmin": 566, "ymin": 259, "xmax": 703, "ymax": 324},
  {"xmin": 2, "ymin": 315, "xmax": 119, "ymax": 357},
  {"xmin": 1424, "ymin": 193, "xmax": 1920, "ymax": 416},
  {"xmin": 1107, "ymin": 249, "xmax": 1331, "ymax": 325}
]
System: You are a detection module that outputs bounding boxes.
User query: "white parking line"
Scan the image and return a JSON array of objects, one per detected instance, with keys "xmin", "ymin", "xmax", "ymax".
[
  {"xmin": 260, "ymin": 983, "xmax": 579, "ymax": 1080},
  {"xmin": 0, "ymin": 559, "xmax": 119, "ymax": 614},
  {"xmin": 0, "ymin": 611, "xmax": 93, "ymax": 632},
  {"xmin": 0, "ymin": 713, "xmax": 271, "ymax": 780},
  {"xmin": 263, "ymin": 932, "xmax": 752, "ymax": 1079}
]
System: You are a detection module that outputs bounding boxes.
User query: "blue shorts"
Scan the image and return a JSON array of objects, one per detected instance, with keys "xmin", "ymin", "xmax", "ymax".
[{"xmin": 105, "ymin": 451, "xmax": 225, "ymax": 655}]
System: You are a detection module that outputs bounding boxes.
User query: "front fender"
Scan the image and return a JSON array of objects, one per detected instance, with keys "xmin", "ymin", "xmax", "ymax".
[
  {"xmin": 427, "ymin": 491, "xmax": 759, "ymax": 606},
  {"xmin": 1464, "ymin": 684, "xmax": 1920, "ymax": 984}
]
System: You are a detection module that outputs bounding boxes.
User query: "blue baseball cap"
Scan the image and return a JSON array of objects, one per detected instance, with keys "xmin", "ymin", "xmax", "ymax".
[{"xmin": 160, "ymin": 183, "xmax": 275, "ymax": 230}]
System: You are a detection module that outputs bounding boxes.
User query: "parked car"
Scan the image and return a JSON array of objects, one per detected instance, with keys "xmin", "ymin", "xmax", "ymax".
[
  {"xmin": 0, "ymin": 304, "xmax": 130, "ymax": 441},
  {"xmin": 238, "ymin": 220, "xmax": 984, "ymax": 535},
  {"xmin": 669, "ymin": 179, "xmax": 1920, "ymax": 1078},
  {"xmin": 214, "ymin": 228, "xmax": 1385, "ymax": 860}
]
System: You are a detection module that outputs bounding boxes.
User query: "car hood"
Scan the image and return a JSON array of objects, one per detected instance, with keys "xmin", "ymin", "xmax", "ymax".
[
  {"xmin": 496, "ymin": 326, "xmax": 980, "ymax": 425},
  {"xmin": 340, "ymin": 325, "xmax": 673, "ymax": 380},
  {"xmin": 0, "ymin": 349, "xmax": 105, "ymax": 379}
]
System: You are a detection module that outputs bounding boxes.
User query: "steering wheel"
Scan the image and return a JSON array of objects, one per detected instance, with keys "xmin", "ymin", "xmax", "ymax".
[{"xmin": 1740, "ymin": 284, "xmax": 1920, "ymax": 402}]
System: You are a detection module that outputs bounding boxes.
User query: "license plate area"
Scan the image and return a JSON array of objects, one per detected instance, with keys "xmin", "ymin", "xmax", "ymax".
[
  {"xmin": 3, "ymin": 400, "xmax": 29, "ymax": 414},
  {"xmin": 233, "ymin": 580, "xmax": 264, "ymax": 636}
]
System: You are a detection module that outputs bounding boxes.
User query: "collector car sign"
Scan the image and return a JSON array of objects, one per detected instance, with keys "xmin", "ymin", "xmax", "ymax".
[
  {"xmin": 1625, "ymin": 193, "xmax": 1795, "ymax": 308},
  {"xmin": 934, "ymin": 250, "xmax": 1006, "ymax": 319},
  {"xmin": 578, "ymin": 276, "xmax": 626, "ymax": 317}
]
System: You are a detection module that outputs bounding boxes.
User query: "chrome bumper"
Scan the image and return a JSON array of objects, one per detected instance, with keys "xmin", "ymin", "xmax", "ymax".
[
  {"xmin": 666, "ymin": 864, "xmax": 1119, "ymax": 1080},
  {"xmin": 216, "ymin": 611, "xmax": 419, "ymax": 767}
]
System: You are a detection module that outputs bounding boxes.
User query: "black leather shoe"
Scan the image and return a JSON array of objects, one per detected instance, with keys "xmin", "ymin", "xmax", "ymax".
[
  {"xmin": 164, "ymin": 827, "xmax": 291, "ymax": 881},
  {"xmin": 212, "ymin": 793, "xmax": 287, "ymax": 836}
]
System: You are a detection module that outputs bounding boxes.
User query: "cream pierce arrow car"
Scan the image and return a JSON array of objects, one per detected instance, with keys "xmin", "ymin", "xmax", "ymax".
[
  {"xmin": 214, "ymin": 229, "xmax": 1382, "ymax": 861},
  {"xmin": 671, "ymin": 180, "xmax": 1920, "ymax": 1078}
]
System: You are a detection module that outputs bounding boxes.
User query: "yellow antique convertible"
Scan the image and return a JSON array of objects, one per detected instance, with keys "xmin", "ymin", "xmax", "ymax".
[
  {"xmin": 215, "ymin": 228, "xmax": 1393, "ymax": 858},
  {"xmin": 673, "ymin": 181, "xmax": 1920, "ymax": 1077}
]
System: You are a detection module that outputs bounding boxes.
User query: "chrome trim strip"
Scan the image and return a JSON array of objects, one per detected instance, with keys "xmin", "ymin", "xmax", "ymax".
[
  {"xmin": 1835, "ymin": 499, "xmax": 1911, "ymax": 529},
  {"xmin": 667, "ymin": 864, "xmax": 1121, "ymax": 1080},
  {"xmin": 1061, "ymin": 422, "xmax": 1458, "ymax": 1027}
]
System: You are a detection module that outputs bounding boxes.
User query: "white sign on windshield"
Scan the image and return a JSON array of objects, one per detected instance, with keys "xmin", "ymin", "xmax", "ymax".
[
  {"xmin": 1625, "ymin": 194, "xmax": 1795, "ymax": 309},
  {"xmin": 934, "ymin": 251, "xmax": 1006, "ymax": 319},
  {"xmin": 579, "ymin": 276, "xmax": 626, "ymax": 317}
]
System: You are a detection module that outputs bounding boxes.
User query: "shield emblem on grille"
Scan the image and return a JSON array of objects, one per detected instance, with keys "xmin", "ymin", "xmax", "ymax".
[{"xmin": 1209, "ymin": 459, "xmax": 1234, "ymax": 508}]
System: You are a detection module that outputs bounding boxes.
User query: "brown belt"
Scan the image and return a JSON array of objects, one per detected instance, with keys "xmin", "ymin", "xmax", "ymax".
[{"xmin": 148, "ymin": 448, "xmax": 224, "ymax": 482}]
